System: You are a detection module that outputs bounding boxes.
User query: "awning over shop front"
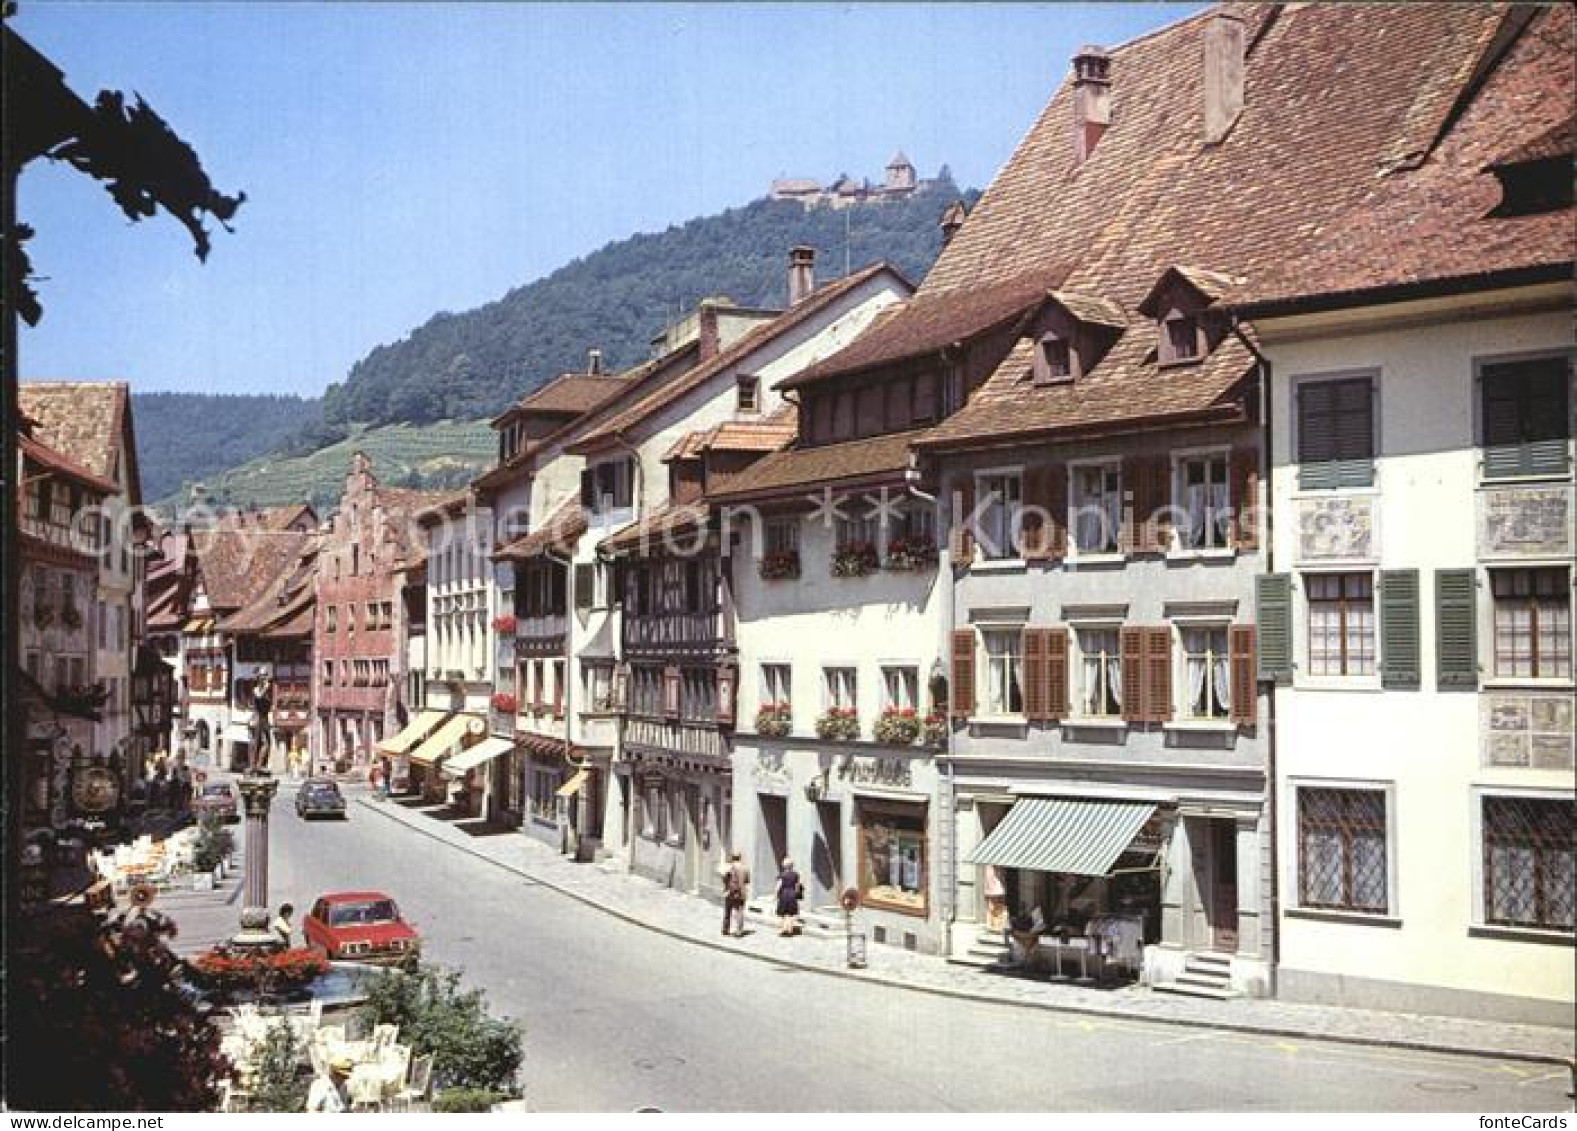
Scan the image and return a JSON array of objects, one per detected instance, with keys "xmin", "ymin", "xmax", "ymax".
[
  {"xmin": 967, "ymin": 797, "xmax": 1158, "ymax": 877},
  {"xmin": 407, "ymin": 713, "xmax": 478, "ymax": 768},
  {"xmin": 555, "ymin": 768, "xmax": 590, "ymax": 797},
  {"xmin": 442, "ymin": 736, "xmax": 516, "ymax": 778},
  {"xmin": 379, "ymin": 710, "xmax": 448, "ymax": 756}
]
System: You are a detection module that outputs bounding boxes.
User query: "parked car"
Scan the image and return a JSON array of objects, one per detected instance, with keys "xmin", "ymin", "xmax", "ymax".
[
  {"xmin": 303, "ymin": 892, "xmax": 421, "ymax": 965},
  {"xmin": 192, "ymin": 781, "xmax": 239, "ymax": 823},
  {"xmin": 295, "ymin": 778, "xmax": 348, "ymax": 820}
]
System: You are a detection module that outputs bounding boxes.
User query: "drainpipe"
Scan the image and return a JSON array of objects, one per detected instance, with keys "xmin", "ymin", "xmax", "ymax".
[
  {"xmin": 1231, "ymin": 313, "xmax": 1279, "ymax": 988},
  {"xmin": 905, "ymin": 458, "xmax": 957, "ymax": 955},
  {"xmin": 546, "ymin": 545, "xmax": 582, "ymax": 857}
]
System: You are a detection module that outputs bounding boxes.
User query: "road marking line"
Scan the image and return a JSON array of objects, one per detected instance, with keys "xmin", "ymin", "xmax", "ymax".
[
  {"xmin": 1518, "ymin": 1069, "xmax": 1567, "ymax": 1087},
  {"xmin": 1156, "ymin": 1032, "xmax": 1218, "ymax": 1046}
]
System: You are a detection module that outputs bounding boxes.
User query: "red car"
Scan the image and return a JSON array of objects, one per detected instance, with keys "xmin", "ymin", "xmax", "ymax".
[{"xmin": 303, "ymin": 891, "xmax": 421, "ymax": 965}]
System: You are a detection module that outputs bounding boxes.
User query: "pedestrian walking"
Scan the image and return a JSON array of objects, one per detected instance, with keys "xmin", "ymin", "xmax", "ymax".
[
  {"xmin": 271, "ymin": 902, "xmax": 295, "ymax": 947},
  {"xmin": 369, "ymin": 761, "xmax": 386, "ymax": 801},
  {"xmin": 721, "ymin": 852, "xmax": 750, "ymax": 937},
  {"xmin": 775, "ymin": 856, "xmax": 803, "ymax": 937}
]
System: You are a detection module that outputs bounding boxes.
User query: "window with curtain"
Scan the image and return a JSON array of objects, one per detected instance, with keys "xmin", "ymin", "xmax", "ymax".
[
  {"xmin": 823, "ymin": 667, "xmax": 857, "ymax": 710},
  {"xmin": 1181, "ymin": 626, "xmax": 1230, "ymax": 719},
  {"xmin": 1482, "ymin": 795, "xmax": 1574, "ymax": 929},
  {"xmin": 1298, "ymin": 787, "xmax": 1388, "ymax": 912},
  {"xmin": 1072, "ymin": 463, "xmax": 1122, "ymax": 554},
  {"xmin": 1076, "ymin": 627, "xmax": 1122, "ymax": 717},
  {"xmin": 1176, "ymin": 453, "xmax": 1230, "ymax": 550},
  {"xmin": 761, "ymin": 663, "xmax": 791, "ymax": 706},
  {"xmin": 981, "ymin": 630, "xmax": 1024, "ymax": 715},
  {"xmin": 1492, "ymin": 568, "xmax": 1572, "ymax": 679},
  {"xmin": 882, "ymin": 666, "xmax": 919, "ymax": 710},
  {"xmin": 976, "ymin": 473, "xmax": 1022, "ymax": 559},
  {"xmin": 1306, "ymin": 572, "xmax": 1375, "ymax": 676}
]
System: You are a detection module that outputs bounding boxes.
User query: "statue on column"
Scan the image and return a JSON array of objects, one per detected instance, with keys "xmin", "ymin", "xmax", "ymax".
[{"xmin": 249, "ymin": 675, "xmax": 274, "ymax": 773}]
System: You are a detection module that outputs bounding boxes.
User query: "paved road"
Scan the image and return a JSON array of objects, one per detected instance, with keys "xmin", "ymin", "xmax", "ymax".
[{"xmin": 205, "ymin": 787, "xmax": 1571, "ymax": 1112}]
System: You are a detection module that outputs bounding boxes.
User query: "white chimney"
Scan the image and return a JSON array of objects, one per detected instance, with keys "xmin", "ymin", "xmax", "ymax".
[
  {"xmin": 1203, "ymin": 12, "xmax": 1245, "ymax": 145},
  {"xmin": 1072, "ymin": 46, "xmax": 1112, "ymax": 164},
  {"xmin": 788, "ymin": 246, "xmax": 816, "ymax": 305},
  {"xmin": 587, "ymin": 348, "xmax": 603, "ymax": 375}
]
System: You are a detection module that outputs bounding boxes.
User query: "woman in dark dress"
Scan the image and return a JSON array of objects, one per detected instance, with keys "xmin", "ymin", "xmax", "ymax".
[{"xmin": 775, "ymin": 857, "xmax": 802, "ymax": 936}]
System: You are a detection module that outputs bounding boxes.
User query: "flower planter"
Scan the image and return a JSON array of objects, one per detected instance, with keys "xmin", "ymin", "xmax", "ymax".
[
  {"xmin": 755, "ymin": 705, "xmax": 792, "ymax": 738},
  {"xmin": 830, "ymin": 543, "xmax": 879, "ymax": 579},
  {"xmin": 921, "ymin": 715, "xmax": 948, "ymax": 748},
  {"xmin": 874, "ymin": 709, "xmax": 921, "ymax": 745},
  {"xmin": 883, "ymin": 537, "xmax": 938, "ymax": 572},
  {"xmin": 815, "ymin": 709, "xmax": 861, "ymax": 741},
  {"xmin": 759, "ymin": 552, "xmax": 801, "ymax": 581}
]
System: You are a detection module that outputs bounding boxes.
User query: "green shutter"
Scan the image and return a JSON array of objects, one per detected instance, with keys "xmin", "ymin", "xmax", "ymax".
[
  {"xmin": 574, "ymin": 562, "xmax": 594, "ymax": 611},
  {"xmin": 1255, "ymin": 573, "xmax": 1292, "ymax": 684},
  {"xmin": 1435, "ymin": 569, "xmax": 1478, "ymax": 689},
  {"xmin": 1298, "ymin": 378, "xmax": 1375, "ymax": 490},
  {"xmin": 1380, "ymin": 569, "xmax": 1420, "ymax": 689}
]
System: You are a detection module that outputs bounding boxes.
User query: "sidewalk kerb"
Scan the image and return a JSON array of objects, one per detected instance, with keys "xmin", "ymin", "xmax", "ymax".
[{"xmin": 356, "ymin": 796, "xmax": 1571, "ymax": 1069}]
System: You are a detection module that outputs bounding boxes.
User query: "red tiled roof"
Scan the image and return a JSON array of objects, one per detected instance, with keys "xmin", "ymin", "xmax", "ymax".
[
  {"xmin": 599, "ymin": 501, "xmax": 710, "ymax": 555},
  {"xmin": 708, "ymin": 429, "xmax": 923, "ymax": 502},
  {"xmin": 1488, "ymin": 117, "xmax": 1574, "ymax": 169},
  {"xmin": 662, "ymin": 405, "xmax": 798, "ymax": 463},
  {"xmin": 18, "ymin": 432, "xmax": 119, "ymax": 495},
  {"xmin": 570, "ymin": 264, "xmax": 906, "ymax": 450},
  {"xmin": 18, "ymin": 381, "xmax": 137, "ymax": 500},
  {"xmin": 192, "ymin": 528, "xmax": 311, "ymax": 612},
  {"xmin": 492, "ymin": 498, "xmax": 587, "ymax": 562},
  {"xmin": 492, "ymin": 374, "xmax": 633, "ymax": 424}
]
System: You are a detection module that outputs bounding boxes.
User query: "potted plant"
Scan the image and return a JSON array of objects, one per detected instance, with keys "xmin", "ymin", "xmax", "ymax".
[
  {"xmin": 922, "ymin": 711, "xmax": 948, "ymax": 748},
  {"xmin": 815, "ymin": 706, "xmax": 861, "ymax": 741},
  {"xmin": 490, "ymin": 691, "xmax": 518, "ymax": 714},
  {"xmin": 874, "ymin": 706, "xmax": 921, "ymax": 745},
  {"xmin": 884, "ymin": 534, "xmax": 938, "ymax": 571},
  {"xmin": 193, "ymin": 817, "xmax": 235, "ymax": 877},
  {"xmin": 758, "ymin": 550, "xmax": 800, "ymax": 581},
  {"xmin": 830, "ymin": 542, "xmax": 879, "ymax": 578},
  {"xmin": 491, "ymin": 613, "xmax": 517, "ymax": 634},
  {"xmin": 755, "ymin": 702, "xmax": 792, "ymax": 738}
]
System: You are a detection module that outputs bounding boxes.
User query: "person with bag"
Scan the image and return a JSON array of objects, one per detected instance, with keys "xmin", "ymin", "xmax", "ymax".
[
  {"xmin": 775, "ymin": 857, "xmax": 803, "ymax": 937},
  {"xmin": 721, "ymin": 852, "xmax": 750, "ymax": 937}
]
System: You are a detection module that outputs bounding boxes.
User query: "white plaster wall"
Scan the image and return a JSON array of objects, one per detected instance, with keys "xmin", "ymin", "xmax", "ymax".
[{"xmin": 1266, "ymin": 301, "xmax": 1573, "ymax": 1011}]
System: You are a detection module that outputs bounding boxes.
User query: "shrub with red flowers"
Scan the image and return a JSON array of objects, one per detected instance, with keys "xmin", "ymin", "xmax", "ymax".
[
  {"xmin": 884, "ymin": 535, "xmax": 938, "ymax": 571},
  {"xmin": 758, "ymin": 550, "xmax": 800, "ymax": 580},
  {"xmin": 815, "ymin": 705, "xmax": 861, "ymax": 741},
  {"xmin": 874, "ymin": 706, "xmax": 921, "ymax": 745},
  {"xmin": 922, "ymin": 711, "xmax": 948, "ymax": 748},
  {"xmin": 830, "ymin": 541, "xmax": 879, "ymax": 578},
  {"xmin": 189, "ymin": 946, "xmax": 328, "ymax": 995},
  {"xmin": 491, "ymin": 614, "xmax": 517, "ymax": 634},
  {"xmin": 755, "ymin": 702, "xmax": 792, "ymax": 738},
  {"xmin": 490, "ymin": 691, "xmax": 518, "ymax": 714}
]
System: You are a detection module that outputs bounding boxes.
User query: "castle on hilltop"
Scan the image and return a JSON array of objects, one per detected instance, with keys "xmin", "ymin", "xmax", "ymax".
[{"xmin": 768, "ymin": 150, "xmax": 946, "ymax": 209}]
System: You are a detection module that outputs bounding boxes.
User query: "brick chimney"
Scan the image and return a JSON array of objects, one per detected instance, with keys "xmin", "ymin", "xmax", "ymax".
[
  {"xmin": 939, "ymin": 201, "xmax": 968, "ymax": 247},
  {"xmin": 1072, "ymin": 45, "xmax": 1112, "ymax": 164},
  {"xmin": 788, "ymin": 246, "xmax": 816, "ymax": 306},
  {"xmin": 1203, "ymin": 12, "xmax": 1245, "ymax": 145},
  {"xmin": 586, "ymin": 348, "xmax": 603, "ymax": 375},
  {"xmin": 697, "ymin": 300, "xmax": 722, "ymax": 360}
]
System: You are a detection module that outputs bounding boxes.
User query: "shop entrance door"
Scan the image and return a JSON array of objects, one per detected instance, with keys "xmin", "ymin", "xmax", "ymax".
[
  {"xmin": 757, "ymin": 794, "xmax": 787, "ymax": 898},
  {"xmin": 1210, "ymin": 820, "xmax": 1239, "ymax": 953},
  {"xmin": 810, "ymin": 801, "xmax": 842, "ymax": 908}
]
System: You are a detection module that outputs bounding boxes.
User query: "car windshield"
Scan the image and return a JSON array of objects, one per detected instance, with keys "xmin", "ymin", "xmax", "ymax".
[
  {"xmin": 306, "ymin": 784, "xmax": 340, "ymax": 797},
  {"xmin": 327, "ymin": 900, "xmax": 398, "ymax": 927}
]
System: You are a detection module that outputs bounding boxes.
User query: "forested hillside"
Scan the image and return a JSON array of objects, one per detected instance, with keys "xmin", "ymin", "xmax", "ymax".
[
  {"xmin": 132, "ymin": 392, "xmax": 320, "ymax": 502},
  {"xmin": 315, "ymin": 181, "xmax": 977, "ymax": 437}
]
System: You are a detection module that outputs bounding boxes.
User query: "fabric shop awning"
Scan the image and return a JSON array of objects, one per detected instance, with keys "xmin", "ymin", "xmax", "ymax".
[
  {"xmin": 555, "ymin": 768, "xmax": 590, "ymax": 798},
  {"xmin": 378, "ymin": 710, "xmax": 447, "ymax": 756},
  {"xmin": 407, "ymin": 713, "xmax": 478, "ymax": 768},
  {"xmin": 442, "ymin": 736, "xmax": 516, "ymax": 778},
  {"xmin": 966, "ymin": 797, "xmax": 1158, "ymax": 877}
]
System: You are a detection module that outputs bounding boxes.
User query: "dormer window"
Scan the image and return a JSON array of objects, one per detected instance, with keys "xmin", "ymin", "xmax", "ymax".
[
  {"xmin": 1163, "ymin": 313, "xmax": 1200, "ymax": 365},
  {"xmin": 1033, "ymin": 333, "xmax": 1073, "ymax": 384}
]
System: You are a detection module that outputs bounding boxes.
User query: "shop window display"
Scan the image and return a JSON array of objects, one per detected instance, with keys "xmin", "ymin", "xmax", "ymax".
[{"xmin": 858, "ymin": 804, "xmax": 927, "ymax": 914}]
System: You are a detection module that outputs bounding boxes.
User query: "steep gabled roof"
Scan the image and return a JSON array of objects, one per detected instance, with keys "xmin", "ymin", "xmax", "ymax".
[
  {"xmin": 18, "ymin": 381, "xmax": 139, "ymax": 501},
  {"xmin": 708, "ymin": 429, "xmax": 924, "ymax": 503},
  {"xmin": 191, "ymin": 528, "xmax": 311, "ymax": 613},
  {"xmin": 490, "ymin": 373, "xmax": 633, "ymax": 425},
  {"xmin": 18, "ymin": 432, "xmax": 119, "ymax": 495},
  {"xmin": 491, "ymin": 498, "xmax": 587, "ymax": 562}
]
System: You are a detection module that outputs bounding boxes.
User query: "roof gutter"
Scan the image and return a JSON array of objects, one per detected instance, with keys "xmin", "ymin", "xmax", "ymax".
[
  {"xmin": 1226, "ymin": 262, "xmax": 1571, "ymax": 321},
  {"xmin": 913, "ymin": 401, "xmax": 1248, "ymax": 456}
]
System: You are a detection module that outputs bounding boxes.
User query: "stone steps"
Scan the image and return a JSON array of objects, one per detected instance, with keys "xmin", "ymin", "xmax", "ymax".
[{"xmin": 1154, "ymin": 951, "xmax": 1241, "ymax": 1000}]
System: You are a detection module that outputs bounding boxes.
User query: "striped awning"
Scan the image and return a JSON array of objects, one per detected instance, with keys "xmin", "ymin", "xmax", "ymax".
[
  {"xmin": 378, "ymin": 710, "xmax": 447, "ymax": 756},
  {"xmin": 966, "ymin": 797, "xmax": 1158, "ymax": 876},
  {"xmin": 407, "ymin": 713, "xmax": 478, "ymax": 767},
  {"xmin": 442, "ymin": 736, "xmax": 516, "ymax": 777}
]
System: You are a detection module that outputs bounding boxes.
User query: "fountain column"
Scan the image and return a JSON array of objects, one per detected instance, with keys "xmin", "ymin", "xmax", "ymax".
[{"xmin": 230, "ymin": 771, "xmax": 280, "ymax": 948}]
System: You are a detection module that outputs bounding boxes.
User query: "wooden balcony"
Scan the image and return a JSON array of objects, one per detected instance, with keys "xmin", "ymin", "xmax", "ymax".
[
  {"xmin": 623, "ymin": 716, "xmax": 728, "ymax": 762},
  {"xmin": 622, "ymin": 611, "xmax": 724, "ymax": 657}
]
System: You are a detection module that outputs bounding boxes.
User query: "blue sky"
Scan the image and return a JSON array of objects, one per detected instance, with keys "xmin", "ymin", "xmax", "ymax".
[{"xmin": 16, "ymin": 2, "xmax": 1188, "ymax": 398}]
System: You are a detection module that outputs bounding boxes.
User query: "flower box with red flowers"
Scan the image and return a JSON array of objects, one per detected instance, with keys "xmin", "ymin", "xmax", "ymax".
[
  {"xmin": 490, "ymin": 691, "xmax": 518, "ymax": 714},
  {"xmin": 922, "ymin": 711, "xmax": 948, "ymax": 748},
  {"xmin": 756, "ymin": 702, "xmax": 793, "ymax": 738},
  {"xmin": 189, "ymin": 945, "xmax": 328, "ymax": 993},
  {"xmin": 491, "ymin": 614, "xmax": 518, "ymax": 635},
  {"xmin": 759, "ymin": 551, "xmax": 801, "ymax": 581},
  {"xmin": 830, "ymin": 542, "xmax": 879, "ymax": 578},
  {"xmin": 815, "ymin": 706, "xmax": 861, "ymax": 741},
  {"xmin": 883, "ymin": 535, "xmax": 938, "ymax": 572},
  {"xmin": 874, "ymin": 706, "xmax": 921, "ymax": 745}
]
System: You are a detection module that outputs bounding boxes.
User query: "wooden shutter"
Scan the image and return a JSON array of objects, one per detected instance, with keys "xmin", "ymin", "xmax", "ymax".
[
  {"xmin": 1047, "ymin": 463, "xmax": 1068, "ymax": 559},
  {"xmin": 1255, "ymin": 573, "xmax": 1293, "ymax": 684},
  {"xmin": 715, "ymin": 664, "xmax": 737, "ymax": 727},
  {"xmin": 1021, "ymin": 466, "xmax": 1051, "ymax": 559},
  {"xmin": 950, "ymin": 628, "xmax": 975, "ymax": 719},
  {"xmin": 1023, "ymin": 628, "xmax": 1050, "ymax": 720},
  {"xmin": 1150, "ymin": 457, "xmax": 1173, "ymax": 552},
  {"xmin": 1229, "ymin": 625, "xmax": 1257, "ymax": 725},
  {"xmin": 1435, "ymin": 568, "xmax": 1478, "ymax": 689},
  {"xmin": 1144, "ymin": 627, "xmax": 1173, "ymax": 723},
  {"xmin": 1231, "ymin": 448, "xmax": 1259, "ymax": 551},
  {"xmin": 574, "ymin": 562, "xmax": 594, "ymax": 610},
  {"xmin": 949, "ymin": 477, "xmax": 976, "ymax": 563},
  {"xmin": 662, "ymin": 664, "xmax": 681, "ymax": 720},
  {"xmin": 1380, "ymin": 569, "xmax": 1421, "ymax": 689},
  {"xmin": 580, "ymin": 468, "xmax": 595, "ymax": 507},
  {"xmin": 1046, "ymin": 626, "xmax": 1070, "ymax": 720},
  {"xmin": 1120, "ymin": 626, "xmax": 1146, "ymax": 723},
  {"xmin": 1120, "ymin": 457, "xmax": 1145, "ymax": 553}
]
